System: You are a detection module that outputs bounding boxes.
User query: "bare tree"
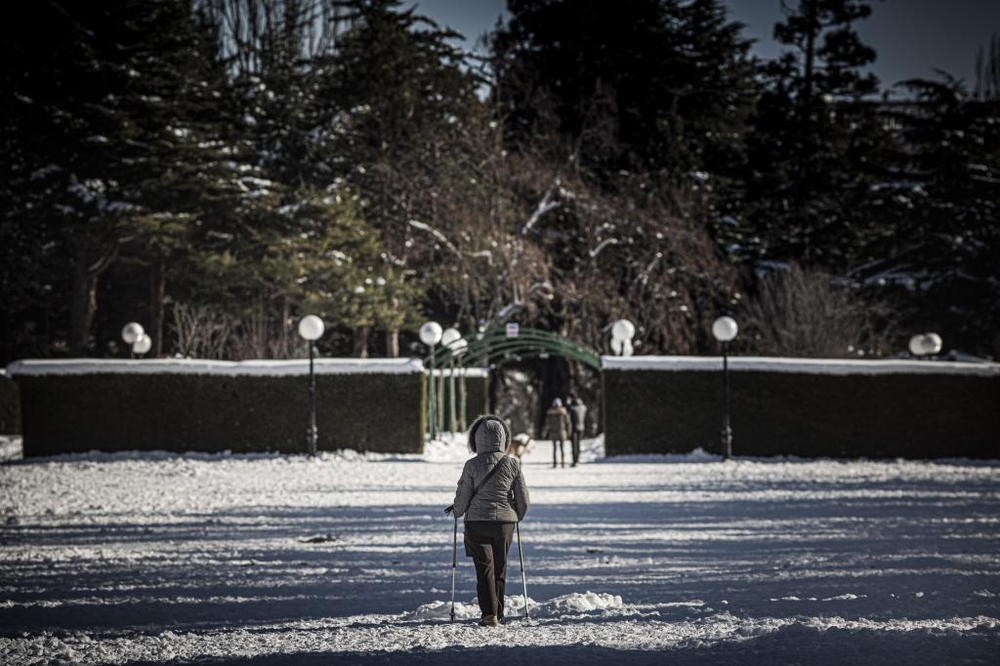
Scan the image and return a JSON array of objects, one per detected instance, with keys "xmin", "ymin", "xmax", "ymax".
[
  {"xmin": 739, "ymin": 264, "xmax": 896, "ymax": 358},
  {"xmin": 171, "ymin": 302, "xmax": 235, "ymax": 359}
]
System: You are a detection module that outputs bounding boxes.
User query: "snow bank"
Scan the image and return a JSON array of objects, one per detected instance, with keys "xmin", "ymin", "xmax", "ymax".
[
  {"xmin": 601, "ymin": 355, "xmax": 1000, "ymax": 376},
  {"xmin": 6, "ymin": 357, "xmax": 424, "ymax": 377}
]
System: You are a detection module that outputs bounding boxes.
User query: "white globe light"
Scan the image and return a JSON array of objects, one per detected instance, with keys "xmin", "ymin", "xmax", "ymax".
[
  {"xmin": 611, "ymin": 319, "xmax": 635, "ymax": 342},
  {"xmin": 611, "ymin": 337, "xmax": 624, "ymax": 356},
  {"xmin": 298, "ymin": 315, "xmax": 325, "ymax": 341},
  {"xmin": 712, "ymin": 316, "xmax": 739, "ymax": 343},
  {"xmin": 924, "ymin": 333, "xmax": 943, "ymax": 355},
  {"xmin": 910, "ymin": 333, "xmax": 943, "ymax": 356},
  {"xmin": 121, "ymin": 322, "xmax": 144, "ymax": 345},
  {"xmin": 419, "ymin": 321, "xmax": 443, "ymax": 346},
  {"xmin": 440, "ymin": 327, "xmax": 462, "ymax": 348},
  {"xmin": 132, "ymin": 333, "xmax": 152, "ymax": 355},
  {"xmin": 449, "ymin": 337, "xmax": 468, "ymax": 355}
]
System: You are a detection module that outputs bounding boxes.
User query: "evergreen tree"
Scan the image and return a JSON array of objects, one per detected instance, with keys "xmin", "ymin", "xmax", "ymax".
[
  {"xmin": 739, "ymin": 0, "xmax": 886, "ymax": 270},
  {"xmin": 490, "ymin": 0, "xmax": 756, "ymax": 179},
  {"xmin": 323, "ymin": 0, "xmax": 482, "ymax": 354},
  {"xmin": 2, "ymin": 0, "xmax": 249, "ymax": 357},
  {"xmin": 871, "ymin": 75, "xmax": 1000, "ymax": 356}
]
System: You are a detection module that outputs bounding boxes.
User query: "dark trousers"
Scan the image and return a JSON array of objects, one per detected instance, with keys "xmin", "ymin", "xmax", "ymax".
[
  {"xmin": 571, "ymin": 431, "xmax": 581, "ymax": 465},
  {"xmin": 553, "ymin": 440, "xmax": 565, "ymax": 467},
  {"xmin": 464, "ymin": 521, "xmax": 515, "ymax": 619}
]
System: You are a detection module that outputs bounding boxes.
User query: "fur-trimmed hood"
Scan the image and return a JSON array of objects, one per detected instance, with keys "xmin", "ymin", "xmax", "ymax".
[{"xmin": 467, "ymin": 414, "xmax": 511, "ymax": 454}]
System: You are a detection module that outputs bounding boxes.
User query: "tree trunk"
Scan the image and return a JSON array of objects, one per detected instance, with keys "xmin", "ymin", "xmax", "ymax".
[
  {"xmin": 353, "ymin": 325, "xmax": 370, "ymax": 358},
  {"xmin": 385, "ymin": 327, "xmax": 400, "ymax": 358},
  {"xmin": 802, "ymin": 0, "xmax": 816, "ymax": 112},
  {"xmin": 280, "ymin": 295, "xmax": 290, "ymax": 358},
  {"xmin": 149, "ymin": 258, "xmax": 166, "ymax": 357},
  {"xmin": 69, "ymin": 251, "xmax": 98, "ymax": 357},
  {"xmin": 69, "ymin": 243, "xmax": 117, "ymax": 357}
]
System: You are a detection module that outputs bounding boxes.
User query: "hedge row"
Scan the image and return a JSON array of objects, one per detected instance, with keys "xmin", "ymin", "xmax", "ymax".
[
  {"xmin": 603, "ymin": 358, "xmax": 1000, "ymax": 458},
  {"xmin": 0, "ymin": 373, "xmax": 19, "ymax": 434},
  {"xmin": 12, "ymin": 361, "xmax": 427, "ymax": 456}
]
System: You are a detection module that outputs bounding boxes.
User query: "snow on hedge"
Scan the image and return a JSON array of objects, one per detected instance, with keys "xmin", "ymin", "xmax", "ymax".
[
  {"xmin": 601, "ymin": 355, "xmax": 1000, "ymax": 376},
  {"xmin": 5, "ymin": 357, "xmax": 425, "ymax": 377}
]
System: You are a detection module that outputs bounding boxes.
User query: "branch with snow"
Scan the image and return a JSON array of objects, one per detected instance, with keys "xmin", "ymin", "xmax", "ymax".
[
  {"xmin": 520, "ymin": 181, "xmax": 562, "ymax": 235},
  {"xmin": 408, "ymin": 219, "xmax": 459, "ymax": 256}
]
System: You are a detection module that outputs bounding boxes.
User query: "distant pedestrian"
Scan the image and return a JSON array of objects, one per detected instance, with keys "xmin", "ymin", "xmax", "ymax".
[
  {"xmin": 542, "ymin": 398, "xmax": 571, "ymax": 468},
  {"xmin": 446, "ymin": 415, "xmax": 530, "ymax": 627},
  {"xmin": 567, "ymin": 393, "xmax": 587, "ymax": 467}
]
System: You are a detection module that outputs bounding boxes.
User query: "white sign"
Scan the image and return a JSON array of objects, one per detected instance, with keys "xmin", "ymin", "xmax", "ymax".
[{"xmin": 505, "ymin": 323, "xmax": 520, "ymax": 338}]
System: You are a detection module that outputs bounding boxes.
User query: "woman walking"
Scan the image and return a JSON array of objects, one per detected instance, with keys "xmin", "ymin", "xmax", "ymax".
[
  {"xmin": 447, "ymin": 415, "xmax": 530, "ymax": 626},
  {"xmin": 542, "ymin": 398, "xmax": 572, "ymax": 468}
]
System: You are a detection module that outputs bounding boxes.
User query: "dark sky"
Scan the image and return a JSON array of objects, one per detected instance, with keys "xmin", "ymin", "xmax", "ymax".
[{"xmin": 409, "ymin": 0, "xmax": 1000, "ymax": 93}]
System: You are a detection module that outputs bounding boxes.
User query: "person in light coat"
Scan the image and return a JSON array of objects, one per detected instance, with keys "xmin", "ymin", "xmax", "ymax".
[
  {"xmin": 447, "ymin": 415, "xmax": 530, "ymax": 626},
  {"xmin": 542, "ymin": 397, "xmax": 571, "ymax": 468}
]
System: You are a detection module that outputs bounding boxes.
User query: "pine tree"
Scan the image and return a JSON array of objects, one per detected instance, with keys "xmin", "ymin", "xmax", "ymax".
[
  {"xmin": 322, "ymin": 0, "xmax": 483, "ymax": 354},
  {"xmin": 740, "ymin": 0, "xmax": 885, "ymax": 270},
  {"xmin": 490, "ymin": 0, "xmax": 756, "ymax": 179},
  {"xmin": 2, "ymin": 0, "xmax": 252, "ymax": 357},
  {"xmin": 872, "ymin": 75, "xmax": 1000, "ymax": 355}
]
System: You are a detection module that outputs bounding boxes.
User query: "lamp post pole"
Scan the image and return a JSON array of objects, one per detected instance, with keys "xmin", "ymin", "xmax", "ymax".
[
  {"xmin": 298, "ymin": 315, "xmax": 325, "ymax": 457},
  {"xmin": 721, "ymin": 341, "xmax": 732, "ymax": 461},
  {"xmin": 712, "ymin": 316, "xmax": 739, "ymax": 461},
  {"xmin": 307, "ymin": 339, "xmax": 317, "ymax": 456}
]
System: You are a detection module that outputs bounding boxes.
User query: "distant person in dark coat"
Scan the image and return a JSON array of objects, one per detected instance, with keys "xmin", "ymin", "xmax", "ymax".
[
  {"xmin": 567, "ymin": 393, "xmax": 587, "ymax": 467},
  {"xmin": 448, "ymin": 415, "xmax": 530, "ymax": 626},
  {"xmin": 542, "ymin": 398, "xmax": 571, "ymax": 468}
]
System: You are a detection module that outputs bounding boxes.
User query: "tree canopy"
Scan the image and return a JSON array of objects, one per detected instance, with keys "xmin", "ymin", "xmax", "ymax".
[{"xmin": 2, "ymin": 0, "xmax": 997, "ymax": 363}]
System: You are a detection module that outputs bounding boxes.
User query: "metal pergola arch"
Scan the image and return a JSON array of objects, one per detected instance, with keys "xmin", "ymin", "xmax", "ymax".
[
  {"xmin": 422, "ymin": 327, "xmax": 601, "ymax": 438},
  {"xmin": 424, "ymin": 328, "xmax": 601, "ymax": 372}
]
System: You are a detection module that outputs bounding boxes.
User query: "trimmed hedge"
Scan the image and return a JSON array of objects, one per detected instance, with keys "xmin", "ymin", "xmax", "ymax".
[
  {"xmin": 0, "ymin": 373, "xmax": 19, "ymax": 434},
  {"xmin": 12, "ymin": 361, "xmax": 425, "ymax": 456},
  {"xmin": 603, "ymin": 358, "xmax": 1000, "ymax": 459}
]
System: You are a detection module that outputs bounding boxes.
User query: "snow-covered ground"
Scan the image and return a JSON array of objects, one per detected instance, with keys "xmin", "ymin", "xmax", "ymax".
[{"xmin": 1, "ymin": 434, "xmax": 998, "ymax": 664}]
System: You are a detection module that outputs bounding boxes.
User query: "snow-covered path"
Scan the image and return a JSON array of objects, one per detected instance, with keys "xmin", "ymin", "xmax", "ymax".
[{"xmin": 1, "ymin": 435, "xmax": 998, "ymax": 664}]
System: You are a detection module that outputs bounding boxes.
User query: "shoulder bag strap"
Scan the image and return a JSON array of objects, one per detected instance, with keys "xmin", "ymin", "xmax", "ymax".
[{"xmin": 467, "ymin": 456, "xmax": 507, "ymax": 505}]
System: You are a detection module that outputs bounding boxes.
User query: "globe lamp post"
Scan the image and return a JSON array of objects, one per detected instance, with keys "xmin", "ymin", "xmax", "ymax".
[
  {"xmin": 132, "ymin": 333, "xmax": 152, "ymax": 356},
  {"xmin": 712, "ymin": 316, "xmax": 739, "ymax": 461},
  {"xmin": 298, "ymin": 315, "xmax": 325, "ymax": 457},
  {"xmin": 121, "ymin": 322, "xmax": 145, "ymax": 359},
  {"xmin": 420, "ymin": 321, "xmax": 443, "ymax": 440},
  {"xmin": 909, "ymin": 333, "xmax": 942, "ymax": 359},
  {"xmin": 610, "ymin": 318, "xmax": 635, "ymax": 357}
]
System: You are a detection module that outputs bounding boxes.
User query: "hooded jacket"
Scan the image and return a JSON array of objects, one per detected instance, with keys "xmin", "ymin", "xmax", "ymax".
[
  {"xmin": 452, "ymin": 415, "xmax": 530, "ymax": 523},
  {"xmin": 543, "ymin": 405, "xmax": 571, "ymax": 441}
]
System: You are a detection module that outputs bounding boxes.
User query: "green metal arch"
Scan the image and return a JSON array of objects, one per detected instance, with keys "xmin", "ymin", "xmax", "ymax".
[{"xmin": 424, "ymin": 327, "xmax": 601, "ymax": 371}]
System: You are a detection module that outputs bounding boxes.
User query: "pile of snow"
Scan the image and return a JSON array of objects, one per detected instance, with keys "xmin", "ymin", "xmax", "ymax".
[
  {"xmin": 409, "ymin": 592, "xmax": 628, "ymax": 621},
  {"xmin": 0, "ymin": 435, "xmax": 20, "ymax": 462}
]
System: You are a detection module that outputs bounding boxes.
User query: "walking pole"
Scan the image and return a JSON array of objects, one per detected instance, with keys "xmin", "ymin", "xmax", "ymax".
[
  {"xmin": 516, "ymin": 522, "xmax": 529, "ymax": 620},
  {"xmin": 450, "ymin": 514, "xmax": 458, "ymax": 622}
]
